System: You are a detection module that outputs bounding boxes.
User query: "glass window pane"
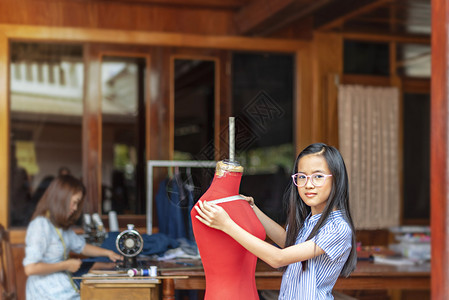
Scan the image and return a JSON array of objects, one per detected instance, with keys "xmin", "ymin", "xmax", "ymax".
[
  {"xmin": 232, "ymin": 52, "xmax": 294, "ymax": 224},
  {"xmin": 101, "ymin": 56, "xmax": 146, "ymax": 215},
  {"xmin": 171, "ymin": 58, "xmax": 216, "ymax": 213},
  {"xmin": 403, "ymin": 93, "xmax": 430, "ymax": 220},
  {"xmin": 344, "ymin": 40, "xmax": 390, "ymax": 75},
  {"xmin": 9, "ymin": 42, "xmax": 84, "ymax": 227},
  {"xmin": 174, "ymin": 59, "xmax": 215, "ymax": 160},
  {"xmin": 397, "ymin": 44, "xmax": 431, "ymax": 78}
]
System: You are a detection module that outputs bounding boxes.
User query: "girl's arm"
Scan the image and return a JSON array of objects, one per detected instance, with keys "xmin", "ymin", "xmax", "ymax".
[
  {"xmin": 24, "ymin": 259, "xmax": 82, "ymax": 276},
  {"xmin": 241, "ymin": 195, "xmax": 287, "ymax": 247},
  {"xmin": 195, "ymin": 201, "xmax": 324, "ymax": 269},
  {"xmin": 81, "ymin": 244, "xmax": 123, "ymax": 262}
]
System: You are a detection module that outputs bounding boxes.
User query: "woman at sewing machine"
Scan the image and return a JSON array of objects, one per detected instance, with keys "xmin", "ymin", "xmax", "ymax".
[{"xmin": 23, "ymin": 175, "xmax": 122, "ymax": 300}]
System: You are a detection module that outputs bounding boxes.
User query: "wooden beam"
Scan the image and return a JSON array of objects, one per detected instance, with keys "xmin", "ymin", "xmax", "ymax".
[
  {"xmin": 431, "ymin": 0, "xmax": 449, "ymax": 298},
  {"xmin": 316, "ymin": 0, "xmax": 392, "ymax": 30},
  {"xmin": 235, "ymin": 0, "xmax": 295, "ymax": 35},
  {"xmin": 341, "ymin": 74, "xmax": 390, "ymax": 86},
  {"xmin": 296, "ymin": 45, "xmax": 314, "ymax": 152},
  {"xmin": 0, "ymin": 24, "xmax": 306, "ymax": 52},
  {"xmin": 341, "ymin": 31, "xmax": 430, "ymax": 44},
  {"xmin": 67, "ymin": 0, "xmax": 249, "ymax": 10},
  {"xmin": 402, "ymin": 78, "xmax": 430, "ymax": 94},
  {"xmin": 235, "ymin": 0, "xmax": 331, "ymax": 36}
]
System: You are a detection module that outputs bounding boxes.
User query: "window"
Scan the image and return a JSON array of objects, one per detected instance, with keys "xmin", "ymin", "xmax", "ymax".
[
  {"xmin": 101, "ymin": 56, "xmax": 147, "ymax": 215},
  {"xmin": 174, "ymin": 59, "xmax": 216, "ymax": 161},
  {"xmin": 397, "ymin": 44, "xmax": 431, "ymax": 78},
  {"xmin": 344, "ymin": 40, "xmax": 390, "ymax": 76},
  {"xmin": 403, "ymin": 93, "xmax": 430, "ymax": 221},
  {"xmin": 172, "ymin": 58, "xmax": 217, "ymax": 201},
  {"xmin": 9, "ymin": 42, "xmax": 84, "ymax": 227},
  {"xmin": 232, "ymin": 52, "xmax": 294, "ymax": 224}
]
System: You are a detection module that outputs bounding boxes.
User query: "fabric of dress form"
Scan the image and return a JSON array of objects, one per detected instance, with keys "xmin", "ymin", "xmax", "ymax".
[
  {"xmin": 191, "ymin": 162, "xmax": 266, "ymax": 300},
  {"xmin": 155, "ymin": 170, "xmax": 195, "ymax": 241}
]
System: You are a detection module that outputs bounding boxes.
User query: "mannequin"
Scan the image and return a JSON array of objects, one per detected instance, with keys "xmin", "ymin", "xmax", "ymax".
[{"xmin": 191, "ymin": 160, "xmax": 266, "ymax": 300}]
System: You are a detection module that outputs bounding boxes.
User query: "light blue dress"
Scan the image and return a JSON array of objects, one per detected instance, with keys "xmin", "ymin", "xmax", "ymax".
[{"xmin": 23, "ymin": 216, "xmax": 86, "ymax": 300}]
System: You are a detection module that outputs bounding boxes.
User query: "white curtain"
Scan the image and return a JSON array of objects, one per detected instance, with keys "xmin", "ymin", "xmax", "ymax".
[{"xmin": 338, "ymin": 85, "xmax": 400, "ymax": 229}]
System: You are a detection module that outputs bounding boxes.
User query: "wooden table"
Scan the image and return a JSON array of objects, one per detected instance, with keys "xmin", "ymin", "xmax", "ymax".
[
  {"xmin": 81, "ymin": 259, "xmax": 430, "ymax": 300},
  {"xmin": 79, "ymin": 262, "xmax": 161, "ymax": 300},
  {"xmin": 334, "ymin": 260, "xmax": 430, "ymax": 291},
  {"xmin": 81, "ymin": 279, "xmax": 160, "ymax": 300},
  {"xmin": 159, "ymin": 259, "xmax": 430, "ymax": 300}
]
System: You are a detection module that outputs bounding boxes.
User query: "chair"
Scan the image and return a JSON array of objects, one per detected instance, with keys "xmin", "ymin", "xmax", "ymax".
[{"xmin": 0, "ymin": 224, "xmax": 16, "ymax": 300}]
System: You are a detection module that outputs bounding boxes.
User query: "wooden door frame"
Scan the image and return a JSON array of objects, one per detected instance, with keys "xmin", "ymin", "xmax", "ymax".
[{"xmin": 85, "ymin": 45, "xmax": 152, "ymax": 220}]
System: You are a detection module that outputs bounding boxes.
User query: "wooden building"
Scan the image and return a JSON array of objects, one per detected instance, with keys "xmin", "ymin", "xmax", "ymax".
[{"xmin": 0, "ymin": 0, "xmax": 447, "ymax": 299}]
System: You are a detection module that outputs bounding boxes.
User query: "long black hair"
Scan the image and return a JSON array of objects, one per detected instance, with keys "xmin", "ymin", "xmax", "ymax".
[{"xmin": 283, "ymin": 143, "xmax": 356, "ymax": 277}]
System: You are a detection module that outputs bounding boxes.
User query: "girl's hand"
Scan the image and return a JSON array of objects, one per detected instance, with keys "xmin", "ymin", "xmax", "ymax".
[
  {"xmin": 65, "ymin": 258, "xmax": 82, "ymax": 273},
  {"xmin": 107, "ymin": 250, "xmax": 123, "ymax": 262},
  {"xmin": 240, "ymin": 194, "xmax": 255, "ymax": 208},
  {"xmin": 195, "ymin": 200, "xmax": 232, "ymax": 231}
]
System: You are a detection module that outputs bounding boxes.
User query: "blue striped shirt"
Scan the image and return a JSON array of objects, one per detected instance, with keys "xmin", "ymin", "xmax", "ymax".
[{"xmin": 279, "ymin": 210, "xmax": 352, "ymax": 300}]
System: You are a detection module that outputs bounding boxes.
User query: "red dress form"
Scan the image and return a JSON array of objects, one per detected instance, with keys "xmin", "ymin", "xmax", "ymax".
[{"xmin": 191, "ymin": 161, "xmax": 266, "ymax": 300}]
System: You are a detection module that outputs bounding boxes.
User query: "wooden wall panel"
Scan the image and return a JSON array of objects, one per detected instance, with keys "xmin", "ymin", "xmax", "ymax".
[
  {"xmin": 0, "ymin": 0, "xmax": 236, "ymax": 35},
  {"xmin": 325, "ymin": 73, "xmax": 340, "ymax": 148},
  {"xmin": 12, "ymin": 244, "xmax": 26, "ymax": 300},
  {"xmin": 312, "ymin": 32, "xmax": 342, "ymax": 148},
  {"xmin": 296, "ymin": 32, "xmax": 342, "ymax": 153},
  {"xmin": 268, "ymin": 16, "xmax": 314, "ymax": 40},
  {"xmin": 296, "ymin": 45, "xmax": 314, "ymax": 153}
]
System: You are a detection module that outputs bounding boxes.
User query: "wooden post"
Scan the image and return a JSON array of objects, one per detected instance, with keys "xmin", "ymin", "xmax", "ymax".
[
  {"xmin": 162, "ymin": 278, "xmax": 175, "ymax": 300},
  {"xmin": 0, "ymin": 31, "xmax": 8, "ymax": 227},
  {"xmin": 431, "ymin": 0, "xmax": 449, "ymax": 298},
  {"xmin": 83, "ymin": 44, "xmax": 102, "ymax": 214}
]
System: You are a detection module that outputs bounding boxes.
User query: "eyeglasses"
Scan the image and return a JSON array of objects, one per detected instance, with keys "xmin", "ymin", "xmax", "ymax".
[{"xmin": 291, "ymin": 172, "xmax": 333, "ymax": 187}]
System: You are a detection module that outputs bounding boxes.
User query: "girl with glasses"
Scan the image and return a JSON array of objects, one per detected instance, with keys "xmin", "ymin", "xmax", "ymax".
[{"xmin": 195, "ymin": 143, "xmax": 357, "ymax": 299}]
